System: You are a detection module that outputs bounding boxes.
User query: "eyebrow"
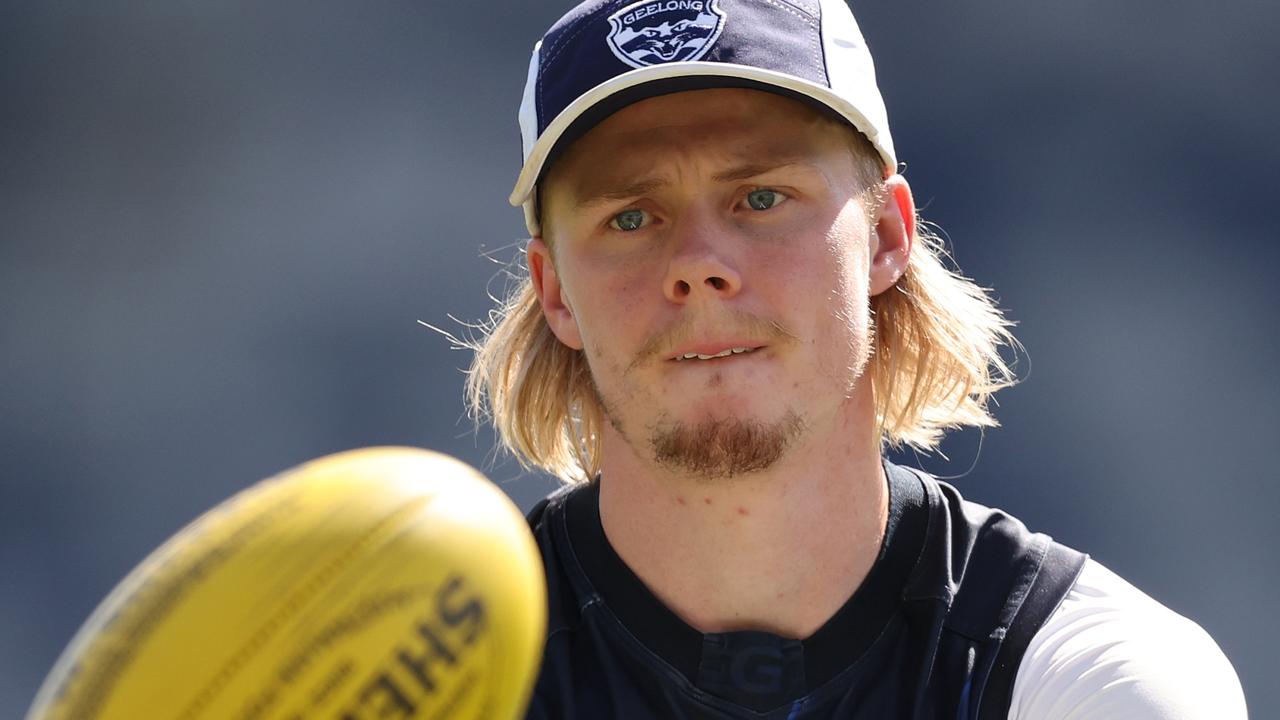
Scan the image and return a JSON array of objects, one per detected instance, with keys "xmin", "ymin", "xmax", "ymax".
[
  {"xmin": 573, "ymin": 178, "xmax": 669, "ymax": 211},
  {"xmin": 711, "ymin": 161, "xmax": 804, "ymax": 183},
  {"xmin": 572, "ymin": 160, "xmax": 809, "ymax": 211}
]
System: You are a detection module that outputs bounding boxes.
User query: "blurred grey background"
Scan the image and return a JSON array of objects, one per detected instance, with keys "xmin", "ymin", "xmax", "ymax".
[{"xmin": 2, "ymin": 1, "xmax": 1277, "ymax": 716}]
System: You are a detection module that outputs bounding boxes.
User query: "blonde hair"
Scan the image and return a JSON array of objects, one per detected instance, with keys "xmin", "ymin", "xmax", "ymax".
[{"xmin": 462, "ymin": 139, "xmax": 1018, "ymax": 483}]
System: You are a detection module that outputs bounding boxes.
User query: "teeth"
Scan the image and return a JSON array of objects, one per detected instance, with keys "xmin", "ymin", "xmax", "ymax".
[{"xmin": 676, "ymin": 347, "xmax": 755, "ymax": 361}]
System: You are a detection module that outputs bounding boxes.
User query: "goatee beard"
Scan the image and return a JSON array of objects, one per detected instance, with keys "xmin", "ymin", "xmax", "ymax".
[{"xmin": 649, "ymin": 411, "xmax": 805, "ymax": 481}]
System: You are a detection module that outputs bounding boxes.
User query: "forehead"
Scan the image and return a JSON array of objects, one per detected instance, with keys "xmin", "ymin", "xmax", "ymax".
[{"xmin": 545, "ymin": 88, "xmax": 849, "ymax": 202}]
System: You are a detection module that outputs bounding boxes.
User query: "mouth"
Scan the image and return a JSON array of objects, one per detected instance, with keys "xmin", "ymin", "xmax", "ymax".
[{"xmin": 667, "ymin": 345, "xmax": 764, "ymax": 362}]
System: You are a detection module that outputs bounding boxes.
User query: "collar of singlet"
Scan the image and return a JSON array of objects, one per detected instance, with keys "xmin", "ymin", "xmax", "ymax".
[{"xmin": 563, "ymin": 460, "xmax": 929, "ymax": 695}]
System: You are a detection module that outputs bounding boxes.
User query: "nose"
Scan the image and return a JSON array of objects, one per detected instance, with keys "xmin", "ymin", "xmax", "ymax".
[{"xmin": 662, "ymin": 222, "xmax": 743, "ymax": 304}]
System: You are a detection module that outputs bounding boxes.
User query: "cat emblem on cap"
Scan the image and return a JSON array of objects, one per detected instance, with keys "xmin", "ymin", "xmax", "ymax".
[{"xmin": 606, "ymin": 0, "xmax": 727, "ymax": 68}]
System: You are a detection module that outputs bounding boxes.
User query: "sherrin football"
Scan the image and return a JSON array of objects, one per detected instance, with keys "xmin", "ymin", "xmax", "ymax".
[{"xmin": 27, "ymin": 447, "xmax": 547, "ymax": 720}]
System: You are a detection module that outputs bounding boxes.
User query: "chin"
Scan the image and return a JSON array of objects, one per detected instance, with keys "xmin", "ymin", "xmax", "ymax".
[{"xmin": 646, "ymin": 408, "xmax": 807, "ymax": 481}]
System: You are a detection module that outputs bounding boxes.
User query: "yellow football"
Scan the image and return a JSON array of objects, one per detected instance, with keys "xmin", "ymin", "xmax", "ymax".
[{"xmin": 27, "ymin": 447, "xmax": 547, "ymax": 720}]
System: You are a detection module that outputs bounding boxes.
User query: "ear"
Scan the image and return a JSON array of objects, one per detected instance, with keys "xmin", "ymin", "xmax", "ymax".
[
  {"xmin": 868, "ymin": 174, "xmax": 915, "ymax": 297},
  {"xmin": 527, "ymin": 238, "xmax": 584, "ymax": 350}
]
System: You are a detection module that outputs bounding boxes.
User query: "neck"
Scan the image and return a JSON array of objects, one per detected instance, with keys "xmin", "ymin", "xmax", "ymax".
[{"xmin": 597, "ymin": 391, "xmax": 888, "ymax": 639}]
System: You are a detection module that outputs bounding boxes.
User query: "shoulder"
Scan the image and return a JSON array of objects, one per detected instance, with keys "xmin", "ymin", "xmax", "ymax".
[
  {"xmin": 1008, "ymin": 558, "xmax": 1246, "ymax": 719},
  {"xmin": 523, "ymin": 479, "xmax": 607, "ymax": 655},
  {"xmin": 524, "ymin": 480, "xmax": 581, "ymax": 533},
  {"xmin": 524, "ymin": 479, "xmax": 590, "ymax": 581}
]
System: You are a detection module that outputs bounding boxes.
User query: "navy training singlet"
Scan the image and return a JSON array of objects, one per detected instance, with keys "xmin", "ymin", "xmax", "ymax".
[{"xmin": 523, "ymin": 462, "xmax": 1087, "ymax": 719}]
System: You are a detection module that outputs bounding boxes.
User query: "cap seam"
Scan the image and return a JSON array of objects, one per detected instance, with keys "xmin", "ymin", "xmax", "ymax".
[
  {"xmin": 771, "ymin": 0, "xmax": 820, "ymax": 21},
  {"xmin": 814, "ymin": 0, "xmax": 832, "ymax": 89},
  {"xmin": 756, "ymin": 0, "xmax": 818, "ymax": 25},
  {"xmin": 741, "ymin": 0, "xmax": 822, "ymax": 85}
]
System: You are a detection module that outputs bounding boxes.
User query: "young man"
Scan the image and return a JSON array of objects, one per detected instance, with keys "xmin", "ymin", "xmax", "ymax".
[{"xmin": 469, "ymin": 0, "xmax": 1246, "ymax": 716}]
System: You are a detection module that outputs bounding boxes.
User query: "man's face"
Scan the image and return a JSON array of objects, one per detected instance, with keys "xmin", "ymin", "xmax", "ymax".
[{"xmin": 532, "ymin": 88, "xmax": 887, "ymax": 480}]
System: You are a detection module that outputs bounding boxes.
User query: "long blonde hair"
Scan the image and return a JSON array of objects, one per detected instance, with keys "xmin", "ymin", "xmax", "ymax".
[{"xmin": 461, "ymin": 138, "xmax": 1018, "ymax": 484}]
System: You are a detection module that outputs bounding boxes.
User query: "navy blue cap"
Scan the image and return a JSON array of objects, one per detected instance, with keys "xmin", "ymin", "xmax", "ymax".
[{"xmin": 511, "ymin": 0, "xmax": 897, "ymax": 235}]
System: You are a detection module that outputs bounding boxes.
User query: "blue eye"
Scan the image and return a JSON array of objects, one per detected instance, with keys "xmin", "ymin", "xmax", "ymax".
[
  {"xmin": 746, "ymin": 189, "xmax": 784, "ymax": 211},
  {"xmin": 609, "ymin": 209, "xmax": 648, "ymax": 232}
]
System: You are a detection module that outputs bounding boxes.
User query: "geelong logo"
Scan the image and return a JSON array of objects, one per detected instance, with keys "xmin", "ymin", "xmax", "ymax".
[{"xmin": 606, "ymin": 0, "xmax": 727, "ymax": 69}]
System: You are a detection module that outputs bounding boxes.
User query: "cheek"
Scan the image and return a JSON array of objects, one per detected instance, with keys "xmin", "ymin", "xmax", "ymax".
[
  {"xmin": 775, "ymin": 221, "xmax": 870, "ymax": 316},
  {"xmin": 826, "ymin": 208, "xmax": 874, "ymax": 312},
  {"xmin": 569, "ymin": 262, "xmax": 650, "ymax": 338},
  {"xmin": 559, "ymin": 257, "xmax": 654, "ymax": 376},
  {"xmin": 812, "ymin": 222, "xmax": 874, "ymax": 376}
]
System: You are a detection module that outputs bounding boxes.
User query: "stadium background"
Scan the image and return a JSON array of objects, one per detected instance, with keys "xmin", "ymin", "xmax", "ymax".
[{"xmin": 2, "ymin": 1, "xmax": 1276, "ymax": 716}]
